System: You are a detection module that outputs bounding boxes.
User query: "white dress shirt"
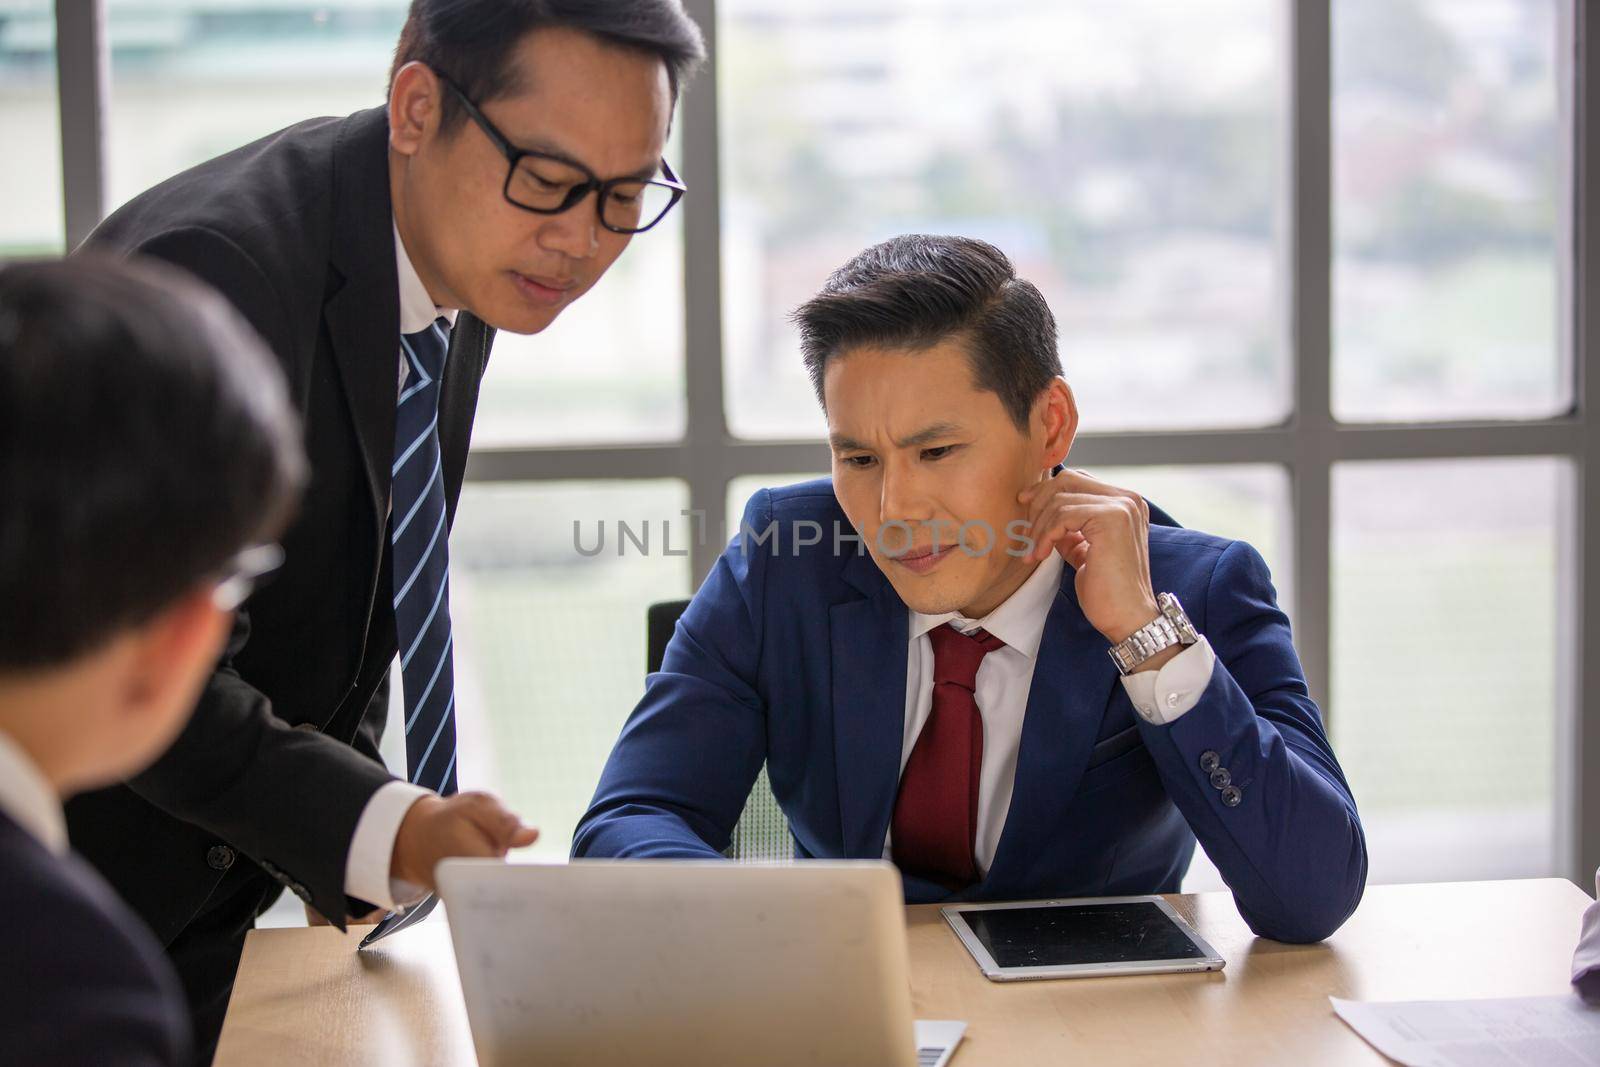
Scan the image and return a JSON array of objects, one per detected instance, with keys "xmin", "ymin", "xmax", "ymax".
[
  {"xmin": 1575, "ymin": 867, "xmax": 1600, "ymax": 998},
  {"xmin": 884, "ymin": 553, "xmax": 1217, "ymax": 876},
  {"xmin": 338, "ymin": 225, "xmax": 464, "ymax": 911},
  {"xmin": 0, "ymin": 728, "xmax": 67, "ymax": 857},
  {"xmin": 395, "ymin": 222, "xmax": 461, "ymax": 337}
]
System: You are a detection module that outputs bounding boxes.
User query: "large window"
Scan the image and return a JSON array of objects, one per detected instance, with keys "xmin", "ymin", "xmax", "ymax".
[
  {"xmin": 1332, "ymin": 457, "xmax": 1566, "ymax": 881},
  {"xmin": 1324, "ymin": 0, "xmax": 1570, "ymax": 882},
  {"xmin": 0, "ymin": 0, "xmax": 63, "ymax": 255},
  {"xmin": 32, "ymin": 0, "xmax": 1600, "ymax": 894},
  {"xmin": 1333, "ymin": 0, "xmax": 1564, "ymax": 421},
  {"xmin": 719, "ymin": 0, "xmax": 1289, "ymax": 439},
  {"xmin": 102, "ymin": 0, "xmax": 686, "ymax": 446},
  {"xmin": 449, "ymin": 481, "xmax": 693, "ymax": 858}
]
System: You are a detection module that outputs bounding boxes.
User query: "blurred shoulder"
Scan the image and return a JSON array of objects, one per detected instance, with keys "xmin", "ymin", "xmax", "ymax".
[{"xmin": 0, "ymin": 815, "xmax": 189, "ymax": 1064}]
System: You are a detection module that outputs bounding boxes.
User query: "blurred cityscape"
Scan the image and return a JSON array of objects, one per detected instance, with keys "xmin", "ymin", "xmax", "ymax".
[{"xmin": 0, "ymin": 0, "xmax": 1561, "ymax": 433}]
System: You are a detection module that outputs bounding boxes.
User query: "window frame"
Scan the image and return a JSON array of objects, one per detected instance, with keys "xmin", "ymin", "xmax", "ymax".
[{"xmin": 50, "ymin": 0, "xmax": 1600, "ymax": 882}]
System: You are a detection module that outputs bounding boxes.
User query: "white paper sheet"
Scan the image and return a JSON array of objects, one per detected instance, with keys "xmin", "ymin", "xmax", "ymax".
[
  {"xmin": 1331, "ymin": 995, "xmax": 1600, "ymax": 1066},
  {"xmin": 914, "ymin": 1020, "xmax": 967, "ymax": 1067}
]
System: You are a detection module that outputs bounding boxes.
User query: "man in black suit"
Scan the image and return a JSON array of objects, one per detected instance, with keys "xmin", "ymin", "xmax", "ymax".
[
  {"xmin": 0, "ymin": 257, "xmax": 306, "ymax": 1066},
  {"xmin": 75, "ymin": 1, "xmax": 707, "ymax": 1059}
]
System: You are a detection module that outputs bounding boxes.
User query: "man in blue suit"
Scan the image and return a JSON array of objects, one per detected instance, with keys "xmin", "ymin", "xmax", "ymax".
[{"xmin": 575, "ymin": 234, "xmax": 1367, "ymax": 943}]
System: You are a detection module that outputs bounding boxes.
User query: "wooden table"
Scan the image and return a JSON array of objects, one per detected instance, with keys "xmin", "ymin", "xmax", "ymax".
[{"xmin": 214, "ymin": 878, "xmax": 1593, "ymax": 1066}]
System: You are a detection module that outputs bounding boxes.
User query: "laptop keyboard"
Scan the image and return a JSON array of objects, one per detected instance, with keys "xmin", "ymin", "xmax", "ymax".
[{"xmin": 913, "ymin": 1020, "xmax": 965, "ymax": 1067}]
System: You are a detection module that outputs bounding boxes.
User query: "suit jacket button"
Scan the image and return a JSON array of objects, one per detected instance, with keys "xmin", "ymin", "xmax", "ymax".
[
  {"xmin": 1199, "ymin": 750, "xmax": 1221, "ymax": 773},
  {"xmin": 1209, "ymin": 768, "xmax": 1232, "ymax": 790},
  {"xmin": 207, "ymin": 845, "xmax": 236, "ymax": 871},
  {"xmin": 1220, "ymin": 785, "xmax": 1242, "ymax": 808}
]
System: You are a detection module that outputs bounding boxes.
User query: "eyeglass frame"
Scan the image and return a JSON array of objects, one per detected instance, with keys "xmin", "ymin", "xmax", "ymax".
[
  {"xmin": 212, "ymin": 543, "xmax": 285, "ymax": 612},
  {"xmin": 436, "ymin": 73, "xmax": 686, "ymax": 235}
]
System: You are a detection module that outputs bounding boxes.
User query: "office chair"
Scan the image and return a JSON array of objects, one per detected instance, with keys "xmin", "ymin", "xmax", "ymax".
[{"xmin": 647, "ymin": 599, "xmax": 792, "ymax": 862}]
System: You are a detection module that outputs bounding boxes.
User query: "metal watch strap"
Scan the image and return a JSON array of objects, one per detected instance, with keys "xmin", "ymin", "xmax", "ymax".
[{"xmin": 1108, "ymin": 592, "xmax": 1199, "ymax": 675}]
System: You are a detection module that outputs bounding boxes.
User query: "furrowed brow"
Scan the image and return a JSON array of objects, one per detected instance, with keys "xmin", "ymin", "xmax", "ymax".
[
  {"xmin": 828, "ymin": 433, "xmax": 871, "ymax": 453},
  {"xmin": 895, "ymin": 422, "xmax": 963, "ymax": 449}
]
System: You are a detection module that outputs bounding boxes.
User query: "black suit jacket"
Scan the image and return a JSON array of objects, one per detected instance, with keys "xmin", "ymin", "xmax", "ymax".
[
  {"xmin": 0, "ymin": 809, "xmax": 191, "ymax": 1066},
  {"xmin": 67, "ymin": 107, "xmax": 495, "ymax": 938}
]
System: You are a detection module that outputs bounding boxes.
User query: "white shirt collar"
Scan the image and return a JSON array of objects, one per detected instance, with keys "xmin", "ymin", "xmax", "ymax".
[
  {"xmin": 909, "ymin": 552, "xmax": 1064, "ymax": 660},
  {"xmin": 0, "ymin": 728, "xmax": 67, "ymax": 855},
  {"xmin": 394, "ymin": 221, "xmax": 460, "ymax": 335}
]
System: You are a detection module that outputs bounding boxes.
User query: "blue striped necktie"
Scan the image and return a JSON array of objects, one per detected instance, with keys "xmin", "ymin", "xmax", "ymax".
[{"xmin": 363, "ymin": 316, "xmax": 457, "ymax": 947}]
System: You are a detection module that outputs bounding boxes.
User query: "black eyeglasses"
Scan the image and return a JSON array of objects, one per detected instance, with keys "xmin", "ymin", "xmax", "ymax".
[{"xmin": 439, "ymin": 75, "xmax": 685, "ymax": 235}]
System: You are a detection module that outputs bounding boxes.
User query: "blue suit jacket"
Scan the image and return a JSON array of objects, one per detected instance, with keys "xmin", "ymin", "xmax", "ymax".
[{"xmin": 574, "ymin": 480, "xmax": 1367, "ymax": 943}]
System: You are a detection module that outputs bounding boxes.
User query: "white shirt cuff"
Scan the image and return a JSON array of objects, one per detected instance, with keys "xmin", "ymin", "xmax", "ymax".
[
  {"xmin": 1574, "ymin": 866, "xmax": 1600, "ymax": 992},
  {"xmin": 1120, "ymin": 637, "xmax": 1217, "ymax": 725},
  {"xmin": 345, "ymin": 780, "xmax": 432, "ymax": 911}
]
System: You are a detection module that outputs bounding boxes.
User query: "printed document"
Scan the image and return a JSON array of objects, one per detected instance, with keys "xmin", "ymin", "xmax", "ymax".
[{"xmin": 1331, "ymin": 995, "xmax": 1600, "ymax": 1066}]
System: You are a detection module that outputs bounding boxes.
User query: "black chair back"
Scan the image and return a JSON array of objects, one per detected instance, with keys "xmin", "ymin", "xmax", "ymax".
[
  {"xmin": 642, "ymin": 596, "xmax": 792, "ymax": 861},
  {"xmin": 647, "ymin": 599, "xmax": 691, "ymax": 674}
]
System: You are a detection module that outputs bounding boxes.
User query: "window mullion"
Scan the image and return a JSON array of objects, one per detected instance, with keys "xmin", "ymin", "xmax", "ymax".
[
  {"xmin": 54, "ymin": 0, "xmax": 108, "ymax": 249},
  {"xmin": 1289, "ymin": 0, "xmax": 1334, "ymax": 710},
  {"xmin": 680, "ymin": 0, "xmax": 729, "ymax": 587},
  {"xmin": 1566, "ymin": 0, "xmax": 1600, "ymax": 884}
]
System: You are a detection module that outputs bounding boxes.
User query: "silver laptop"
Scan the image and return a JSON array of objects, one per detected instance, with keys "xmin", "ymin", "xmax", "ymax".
[{"xmin": 436, "ymin": 859, "xmax": 965, "ymax": 1067}]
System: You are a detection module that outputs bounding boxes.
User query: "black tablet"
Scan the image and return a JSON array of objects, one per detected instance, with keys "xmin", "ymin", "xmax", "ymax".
[{"xmin": 942, "ymin": 896, "xmax": 1226, "ymax": 981}]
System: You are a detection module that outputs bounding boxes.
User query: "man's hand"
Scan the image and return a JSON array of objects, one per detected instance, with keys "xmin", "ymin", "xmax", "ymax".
[
  {"xmin": 390, "ymin": 791, "xmax": 540, "ymax": 890},
  {"xmin": 1018, "ymin": 469, "xmax": 1167, "ymax": 654}
]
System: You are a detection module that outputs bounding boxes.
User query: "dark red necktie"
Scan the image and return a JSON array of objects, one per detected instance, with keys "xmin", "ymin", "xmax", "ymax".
[{"xmin": 892, "ymin": 623, "xmax": 1005, "ymax": 890}]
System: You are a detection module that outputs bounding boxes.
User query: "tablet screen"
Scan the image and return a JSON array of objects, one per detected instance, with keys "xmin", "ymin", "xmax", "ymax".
[{"xmin": 960, "ymin": 902, "xmax": 1209, "ymax": 968}]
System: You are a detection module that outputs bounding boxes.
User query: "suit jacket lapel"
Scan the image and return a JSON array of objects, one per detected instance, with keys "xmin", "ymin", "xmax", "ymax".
[
  {"xmin": 831, "ymin": 551, "xmax": 910, "ymax": 859},
  {"xmin": 438, "ymin": 316, "xmax": 494, "ymax": 524},
  {"xmin": 321, "ymin": 108, "xmax": 498, "ymax": 532},
  {"xmin": 982, "ymin": 565, "xmax": 1119, "ymax": 896},
  {"xmin": 324, "ymin": 107, "xmax": 401, "ymax": 528}
]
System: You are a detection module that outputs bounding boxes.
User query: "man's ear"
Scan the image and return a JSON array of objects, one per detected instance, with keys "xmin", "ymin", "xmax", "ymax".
[
  {"xmin": 389, "ymin": 61, "xmax": 444, "ymax": 158},
  {"xmin": 1036, "ymin": 377, "xmax": 1079, "ymax": 470},
  {"xmin": 121, "ymin": 588, "xmax": 231, "ymax": 722}
]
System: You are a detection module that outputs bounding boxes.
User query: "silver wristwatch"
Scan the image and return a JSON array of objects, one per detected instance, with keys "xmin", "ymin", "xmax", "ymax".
[{"xmin": 1108, "ymin": 593, "xmax": 1199, "ymax": 675}]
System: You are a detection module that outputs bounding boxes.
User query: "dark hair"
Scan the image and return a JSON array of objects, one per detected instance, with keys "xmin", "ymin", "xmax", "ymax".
[
  {"xmin": 391, "ymin": 0, "xmax": 706, "ymax": 132},
  {"xmin": 792, "ymin": 235, "xmax": 1063, "ymax": 430},
  {"xmin": 0, "ymin": 255, "xmax": 306, "ymax": 671}
]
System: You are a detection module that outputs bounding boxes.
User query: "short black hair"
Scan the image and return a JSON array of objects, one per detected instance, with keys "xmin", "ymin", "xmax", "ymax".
[
  {"xmin": 391, "ymin": 0, "xmax": 707, "ymax": 132},
  {"xmin": 792, "ymin": 235, "xmax": 1063, "ymax": 431},
  {"xmin": 0, "ymin": 256, "xmax": 306, "ymax": 671}
]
